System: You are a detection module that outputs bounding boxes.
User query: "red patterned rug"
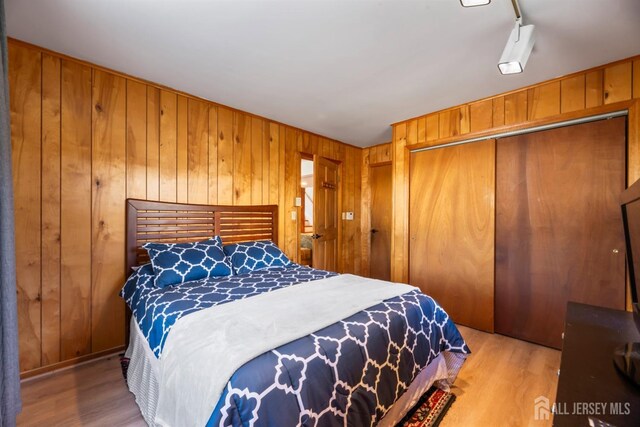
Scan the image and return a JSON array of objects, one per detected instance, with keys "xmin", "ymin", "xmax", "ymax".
[{"xmin": 397, "ymin": 386, "xmax": 456, "ymax": 427}]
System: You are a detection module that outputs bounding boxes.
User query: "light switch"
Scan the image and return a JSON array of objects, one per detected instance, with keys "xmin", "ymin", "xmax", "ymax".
[
  {"xmin": 294, "ymin": 197, "xmax": 302, "ymax": 207},
  {"xmin": 341, "ymin": 212, "xmax": 346, "ymax": 220},
  {"xmin": 291, "ymin": 211, "xmax": 297, "ymax": 220}
]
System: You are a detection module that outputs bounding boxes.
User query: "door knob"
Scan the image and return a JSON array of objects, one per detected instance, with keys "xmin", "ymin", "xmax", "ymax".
[
  {"xmin": 311, "ymin": 234, "xmax": 322, "ymax": 239},
  {"xmin": 371, "ymin": 229, "xmax": 379, "ymax": 234},
  {"xmin": 612, "ymin": 249, "xmax": 619, "ymax": 254}
]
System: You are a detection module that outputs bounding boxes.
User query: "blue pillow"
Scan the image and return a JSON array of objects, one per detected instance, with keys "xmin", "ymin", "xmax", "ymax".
[
  {"xmin": 223, "ymin": 240, "xmax": 291, "ymax": 275},
  {"xmin": 143, "ymin": 236, "xmax": 232, "ymax": 288}
]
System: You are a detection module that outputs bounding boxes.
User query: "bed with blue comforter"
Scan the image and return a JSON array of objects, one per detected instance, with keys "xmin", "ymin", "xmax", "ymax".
[{"xmin": 121, "ymin": 263, "xmax": 469, "ymax": 426}]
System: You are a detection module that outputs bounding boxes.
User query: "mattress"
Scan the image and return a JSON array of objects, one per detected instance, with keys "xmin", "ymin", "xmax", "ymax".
[{"xmin": 121, "ymin": 264, "xmax": 469, "ymax": 426}]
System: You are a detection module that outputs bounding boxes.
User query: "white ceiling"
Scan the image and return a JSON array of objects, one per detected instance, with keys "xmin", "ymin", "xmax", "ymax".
[{"xmin": 6, "ymin": 0, "xmax": 640, "ymax": 147}]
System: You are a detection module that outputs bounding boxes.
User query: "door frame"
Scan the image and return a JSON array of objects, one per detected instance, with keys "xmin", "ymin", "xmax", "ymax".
[
  {"xmin": 299, "ymin": 153, "xmax": 343, "ymax": 272},
  {"xmin": 362, "ymin": 148, "xmax": 392, "ymax": 278}
]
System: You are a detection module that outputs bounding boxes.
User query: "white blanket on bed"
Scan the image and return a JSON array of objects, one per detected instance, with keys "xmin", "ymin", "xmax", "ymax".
[{"xmin": 154, "ymin": 274, "xmax": 416, "ymax": 427}]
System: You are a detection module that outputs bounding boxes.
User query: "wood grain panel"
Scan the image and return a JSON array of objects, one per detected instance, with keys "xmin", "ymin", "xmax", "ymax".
[
  {"xmin": 269, "ymin": 122, "xmax": 280, "ymax": 206},
  {"xmin": 343, "ymin": 148, "xmax": 355, "ymax": 272},
  {"xmin": 631, "ymin": 100, "xmax": 640, "ymax": 186},
  {"xmin": 126, "ymin": 80, "xmax": 147, "ymax": 199},
  {"xmin": 41, "ymin": 53, "xmax": 62, "ymax": 366},
  {"xmin": 426, "ymin": 114, "xmax": 439, "ymax": 142},
  {"xmin": 527, "ymin": 81, "xmax": 560, "ymax": 120},
  {"xmin": 460, "ymin": 105, "xmax": 470, "ymax": 134},
  {"xmin": 417, "ymin": 117, "xmax": 426, "ymax": 144},
  {"xmin": 277, "ymin": 125, "xmax": 287, "ymax": 248},
  {"xmin": 208, "ymin": 106, "xmax": 218, "ymax": 205},
  {"xmin": 9, "ymin": 44, "xmax": 42, "ymax": 370},
  {"xmin": 176, "ymin": 96, "xmax": 188, "ymax": 203},
  {"xmin": 91, "ymin": 70, "xmax": 126, "ymax": 352},
  {"xmin": 187, "ymin": 99, "xmax": 209, "ymax": 204},
  {"xmin": 353, "ymin": 147, "xmax": 362, "ymax": 275},
  {"xmin": 217, "ymin": 108, "xmax": 234, "ymax": 205},
  {"xmin": 146, "ymin": 87, "xmax": 160, "ymax": 200},
  {"xmin": 361, "ymin": 149, "xmax": 371, "ymax": 277},
  {"xmin": 410, "ymin": 140, "xmax": 495, "ymax": 332},
  {"xmin": 369, "ymin": 143, "xmax": 392, "ymax": 165},
  {"xmin": 284, "ymin": 128, "xmax": 300, "ymax": 261},
  {"xmin": 560, "ymin": 75, "xmax": 586, "ymax": 113},
  {"xmin": 407, "ymin": 119, "xmax": 418, "ymax": 145},
  {"xmin": 604, "ymin": 62, "xmax": 632, "ymax": 104},
  {"xmin": 585, "ymin": 70, "xmax": 604, "ymax": 108},
  {"xmin": 470, "ymin": 99, "xmax": 493, "ymax": 133},
  {"xmin": 60, "ymin": 59, "xmax": 92, "ymax": 360},
  {"xmin": 391, "ymin": 123, "xmax": 409, "ymax": 282},
  {"xmin": 233, "ymin": 113, "xmax": 251, "ymax": 204},
  {"xmin": 438, "ymin": 109, "xmax": 461, "ymax": 139},
  {"xmin": 159, "ymin": 90, "xmax": 177, "ymax": 202},
  {"xmin": 634, "ymin": 60, "xmax": 640, "ymax": 100},
  {"xmin": 261, "ymin": 121, "xmax": 270, "ymax": 204},
  {"xmin": 504, "ymin": 90, "xmax": 528, "ymax": 124},
  {"xmin": 492, "ymin": 97, "xmax": 505, "ymax": 127},
  {"xmin": 495, "ymin": 118, "xmax": 626, "ymax": 348},
  {"xmin": 251, "ymin": 117, "xmax": 264, "ymax": 204}
]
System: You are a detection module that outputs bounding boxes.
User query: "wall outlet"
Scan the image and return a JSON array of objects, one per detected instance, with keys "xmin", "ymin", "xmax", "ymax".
[
  {"xmin": 345, "ymin": 212, "xmax": 354, "ymax": 220},
  {"xmin": 294, "ymin": 197, "xmax": 302, "ymax": 207},
  {"xmin": 291, "ymin": 211, "xmax": 297, "ymax": 220}
]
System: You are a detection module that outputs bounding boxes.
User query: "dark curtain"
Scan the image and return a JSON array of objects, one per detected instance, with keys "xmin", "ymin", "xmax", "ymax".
[{"xmin": 0, "ymin": 0, "xmax": 22, "ymax": 425}]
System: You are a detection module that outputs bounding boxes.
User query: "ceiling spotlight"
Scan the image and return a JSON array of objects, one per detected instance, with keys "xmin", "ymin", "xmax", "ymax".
[
  {"xmin": 498, "ymin": 18, "xmax": 535, "ymax": 74},
  {"xmin": 460, "ymin": 0, "xmax": 491, "ymax": 6}
]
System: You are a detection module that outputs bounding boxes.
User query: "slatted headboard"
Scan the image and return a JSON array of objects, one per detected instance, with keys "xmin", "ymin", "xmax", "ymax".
[{"xmin": 125, "ymin": 199, "xmax": 279, "ymax": 273}]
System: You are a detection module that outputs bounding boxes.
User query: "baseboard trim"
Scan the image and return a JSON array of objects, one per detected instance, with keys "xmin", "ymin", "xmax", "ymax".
[{"xmin": 20, "ymin": 346, "xmax": 126, "ymax": 381}]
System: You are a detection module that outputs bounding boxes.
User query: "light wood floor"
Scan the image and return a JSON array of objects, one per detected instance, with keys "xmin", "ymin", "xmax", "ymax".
[{"xmin": 17, "ymin": 326, "xmax": 560, "ymax": 426}]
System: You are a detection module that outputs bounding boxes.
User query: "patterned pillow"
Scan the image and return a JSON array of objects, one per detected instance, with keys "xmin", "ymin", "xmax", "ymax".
[
  {"xmin": 223, "ymin": 240, "xmax": 291, "ymax": 275},
  {"xmin": 143, "ymin": 236, "xmax": 232, "ymax": 288}
]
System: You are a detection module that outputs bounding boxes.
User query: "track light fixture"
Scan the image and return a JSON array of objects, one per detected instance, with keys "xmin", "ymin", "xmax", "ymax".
[
  {"xmin": 460, "ymin": 0, "xmax": 491, "ymax": 6},
  {"xmin": 498, "ymin": 17, "xmax": 536, "ymax": 74}
]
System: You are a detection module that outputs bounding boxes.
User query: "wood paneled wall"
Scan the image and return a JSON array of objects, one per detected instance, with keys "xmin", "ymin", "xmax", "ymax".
[
  {"xmin": 360, "ymin": 143, "xmax": 392, "ymax": 278},
  {"xmin": 8, "ymin": 39, "xmax": 363, "ymax": 375},
  {"xmin": 391, "ymin": 55, "xmax": 640, "ymax": 283}
]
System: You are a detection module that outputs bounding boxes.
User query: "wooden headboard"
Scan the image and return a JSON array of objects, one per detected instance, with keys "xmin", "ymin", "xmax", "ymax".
[{"xmin": 125, "ymin": 199, "xmax": 279, "ymax": 273}]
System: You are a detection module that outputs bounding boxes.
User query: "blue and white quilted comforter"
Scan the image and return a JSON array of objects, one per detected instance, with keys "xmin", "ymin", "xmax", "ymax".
[{"xmin": 121, "ymin": 264, "xmax": 469, "ymax": 426}]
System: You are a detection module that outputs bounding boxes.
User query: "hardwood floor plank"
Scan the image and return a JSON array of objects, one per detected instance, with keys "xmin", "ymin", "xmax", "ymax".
[{"xmin": 17, "ymin": 327, "xmax": 560, "ymax": 426}]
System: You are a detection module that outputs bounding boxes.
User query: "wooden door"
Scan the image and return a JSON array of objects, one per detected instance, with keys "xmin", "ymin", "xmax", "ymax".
[
  {"xmin": 313, "ymin": 156, "xmax": 339, "ymax": 272},
  {"xmin": 370, "ymin": 164, "xmax": 392, "ymax": 280},
  {"xmin": 409, "ymin": 139, "xmax": 495, "ymax": 331},
  {"xmin": 495, "ymin": 118, "xmax": 626, "ymax": 349}
]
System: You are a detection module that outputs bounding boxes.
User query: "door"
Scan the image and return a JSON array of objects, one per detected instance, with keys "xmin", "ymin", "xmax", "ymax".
[
  {"xmin": 370, "ymin": 164, "xmax": 392, "ymax": 280},
  {"xmin": 495, "ymin": 117, "xmax": 626, "ymax": 349},
  {"xmin": 313, "ymin": 156, "xmax": 339, "ymax": 271},
  {"xmin": 409, "ymin": 139, "xmax": 496, "ymax": 332}
]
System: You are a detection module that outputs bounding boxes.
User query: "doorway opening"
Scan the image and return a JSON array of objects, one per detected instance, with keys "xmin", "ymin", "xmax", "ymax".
[{"xmin": 299, "ymin": 157, "xmax": 314, "ymax": 267}]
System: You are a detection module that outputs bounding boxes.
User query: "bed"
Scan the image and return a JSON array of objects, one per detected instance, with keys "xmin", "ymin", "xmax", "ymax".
[{"xmin": 121, "ymin": 199, "xmax": 469, "ymax": 427}]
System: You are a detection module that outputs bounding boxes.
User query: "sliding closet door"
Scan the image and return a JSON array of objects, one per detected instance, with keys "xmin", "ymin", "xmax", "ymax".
[
  {"xmin": 495, "ymin": 117, "xmax": 626, "ymax": 349},
  {"xmin": 410, "ymin": 139, "xmax": 495, "ymax": 332}
]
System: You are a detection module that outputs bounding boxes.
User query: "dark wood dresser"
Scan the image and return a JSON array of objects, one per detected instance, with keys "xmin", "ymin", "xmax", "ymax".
[{"xmin": 554, "ymin": 302, "xmax": 640, "ymax": 426}]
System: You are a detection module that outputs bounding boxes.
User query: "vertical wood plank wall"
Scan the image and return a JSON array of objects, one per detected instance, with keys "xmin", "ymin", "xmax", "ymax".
[
  {"xmin": 391, "ymin": 55, "xmax": 640, "ymax": 283},
  {"xmin": 8, "ymin": 40, "xmax": 364, "ymax": 374}
]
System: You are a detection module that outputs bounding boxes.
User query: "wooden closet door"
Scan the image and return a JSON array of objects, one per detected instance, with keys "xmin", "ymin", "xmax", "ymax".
[
  {"xmin": 496, "ymin": 117, "xmax": 626, "ymax": 349},
  {"xmin": 410, "ymin": 139, "xmax": 495, "ymax": 332}
]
